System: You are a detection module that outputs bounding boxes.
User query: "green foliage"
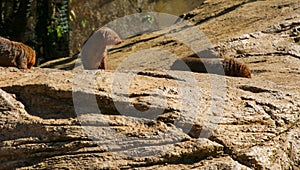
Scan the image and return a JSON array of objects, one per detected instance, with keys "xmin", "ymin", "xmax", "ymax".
[
  {"xmin": 81, "ymin": 19, "xmax": 87, "ymax": 28},
  {"xmin": 1, "ymin": 0, "xmax": 70, "ymax": 62},
  {"xmin": 47, "ymin": 0, "xmax": 69, "ymax": 39},
  {"xmin": 68, "ymin": 1, "xmax": 87, "ymax": 29},
  {"xmin": 35, "ymin": 0, "xmax": 70, "ymax": 61},
  {"xmin": 142, "ymin": 14, "xmax": 154, "ymax": 24},
  {"xmin": 69, "ymin": 9, "xmax": 76, "ymax": 21}
]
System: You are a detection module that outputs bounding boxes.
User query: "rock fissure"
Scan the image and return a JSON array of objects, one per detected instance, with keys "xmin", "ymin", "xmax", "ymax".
[
  {"xmin": 244, "ymin": 52, "xmax": 300, "ymax": 59},
  {"xmin": 207, "ymin": 136, "xmax": 252, "ymax": 169}
]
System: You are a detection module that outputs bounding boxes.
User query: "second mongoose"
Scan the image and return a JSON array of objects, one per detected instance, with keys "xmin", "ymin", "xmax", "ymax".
[{"xmin": 81, "ymin": 27, "xmax": 122, "ymax": 70}]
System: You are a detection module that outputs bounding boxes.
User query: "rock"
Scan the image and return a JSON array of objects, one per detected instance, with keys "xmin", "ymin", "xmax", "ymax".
[
  {"xmin": 1, "ymin": 0, "xmax": 300, "ymax": 169},
  {"xmin": 0, "ymin": 58, "xmax": 299, "ymax": 169}
]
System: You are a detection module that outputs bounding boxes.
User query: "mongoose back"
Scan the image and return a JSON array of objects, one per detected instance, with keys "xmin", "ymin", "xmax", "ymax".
[
  {"xmin": 0, "ymin": 36, "xmax": 36, "ymax": 69},
  {"xmin": 81, "ymin": 27, "xmax": 122, "ymax": 70},
  {"xmin": 171, "ymin": 57, "xmax": 251, "ymax": 78}
]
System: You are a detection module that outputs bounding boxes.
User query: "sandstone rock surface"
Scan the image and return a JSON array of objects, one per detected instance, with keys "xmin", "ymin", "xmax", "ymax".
[
  {"xmin": 0, "ymin": 55, "xmax": 299, "ymax": 169},
  {"xmin": 1, "ymin": 0, "xmax": 300, "ymax": 169}
]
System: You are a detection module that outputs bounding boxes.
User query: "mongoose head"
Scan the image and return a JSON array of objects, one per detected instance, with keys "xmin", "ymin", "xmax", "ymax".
[
  {"xmin": 237, "ymin": 63, "xmax": 252, "ymax": 78},
  {"xmin": 223, "ymin": 58, "xmax": 252, "ymax": 78},
  {"xmin": 101, "ymin": 27, "xmax": 122, "ymax": 46},
  {"xmin": 27, "ymin": 48, "xmax": 36, "ymax": 69}
]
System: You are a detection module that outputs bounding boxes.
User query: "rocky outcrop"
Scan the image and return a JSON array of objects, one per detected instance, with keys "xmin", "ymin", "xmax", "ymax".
[
  {"xmin": 1, "ymin": 0, "xmax": 300, "ymax": 169},
  {"xmin": 0, "ymin": 50, "xmax": 299, "ymax": 169}
]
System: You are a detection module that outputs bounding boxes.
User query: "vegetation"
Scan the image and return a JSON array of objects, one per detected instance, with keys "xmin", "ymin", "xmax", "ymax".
[
  {"xmin": 0, "ymin": 0, "xmax": 201, "ymax": 65},
  {"xmin": 0, "ymin": 0, "xmax": 70, "ymax": 64}
]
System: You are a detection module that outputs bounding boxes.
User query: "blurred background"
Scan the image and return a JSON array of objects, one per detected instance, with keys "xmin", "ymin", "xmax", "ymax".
[{"xmin": 0, "ymin": 0, "xmax": 204, "ymax": 65}]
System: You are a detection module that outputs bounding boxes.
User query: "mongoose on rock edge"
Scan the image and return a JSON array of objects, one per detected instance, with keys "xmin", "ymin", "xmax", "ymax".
[
  {"xmin": 0, "ymin": 36, "xmax": 36, "ymax": 69},
  {"xmin": 171, "ymin": 57, "xmax": 251, "ymax": 78},
  {"xmin": 81, "ymin": 27, "xmax": 122, "ymax": 70}
]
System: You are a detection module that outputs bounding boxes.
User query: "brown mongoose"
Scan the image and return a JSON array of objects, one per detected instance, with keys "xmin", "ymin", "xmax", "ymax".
[
  {"xmin": 81, "ymin": 27, "xmax": 122, "ymax": 70},
  {"xmin": 0, "ymin": 36, "xmax": 36, "ymax": 69},
  {"xmin": 171, "ymin": 57, "xmax": 251, "ymax": 78}
]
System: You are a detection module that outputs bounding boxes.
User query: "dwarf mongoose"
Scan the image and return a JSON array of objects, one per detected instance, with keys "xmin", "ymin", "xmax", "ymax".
[
  {"xmin": 171, "ymin": 57, "xmax": 251, "ymax": 78},
  {"xmin": 81, "ymin": 27, "xmax": 122, "ymax": 70},
  {"xmin": 0, "ymin": 36, "xmax": 36, "ymax": 69}
]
